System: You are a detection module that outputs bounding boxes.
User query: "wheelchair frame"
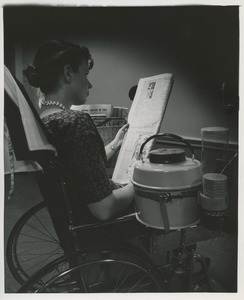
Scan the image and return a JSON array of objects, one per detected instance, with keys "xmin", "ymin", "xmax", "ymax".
[
  {"xmin": 6, "ymin": 137, "xmax": 216, "ymax": 292},
  {"xmin": 5, "ymin": 67, "xmax": 217, "ymax": 293}
]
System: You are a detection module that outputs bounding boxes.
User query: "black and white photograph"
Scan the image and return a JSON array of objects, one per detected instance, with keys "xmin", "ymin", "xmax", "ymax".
[{"xmin": 1, "ymin": 0, "xmax": 242, "ymax": 297}]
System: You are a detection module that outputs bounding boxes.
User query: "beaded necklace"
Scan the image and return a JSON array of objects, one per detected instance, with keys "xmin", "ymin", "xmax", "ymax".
[{"xmin": 42, "ymin": 100, "xmax": 65, "ymax": 110}]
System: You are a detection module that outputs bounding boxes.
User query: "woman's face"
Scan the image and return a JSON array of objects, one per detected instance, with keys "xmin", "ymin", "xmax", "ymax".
[{"xmin": 70, "ymin": 60, "xmax": 92, "ymax": 105}]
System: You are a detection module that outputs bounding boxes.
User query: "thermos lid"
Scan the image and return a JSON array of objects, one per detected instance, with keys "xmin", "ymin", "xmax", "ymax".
[
  {"xmin": 133, "ymin": 157, "xmax": 202, "ymax": 190},
  {"xmin": 149, "ymin": 148, "xmax": 185, "ymax": 164},
  {"xmin": 133, "ymin": 133, "xmax": 201, "ymax": 190}
]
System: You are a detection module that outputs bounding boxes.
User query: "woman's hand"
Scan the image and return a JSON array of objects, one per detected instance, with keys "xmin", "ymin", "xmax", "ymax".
[
  {"xmin": 105, "ymin": 123, "xmax": 129, "ymax": 160},
  {"xmin": 112, "ymin": 123, "xmax": 129, "ymax": 149}
]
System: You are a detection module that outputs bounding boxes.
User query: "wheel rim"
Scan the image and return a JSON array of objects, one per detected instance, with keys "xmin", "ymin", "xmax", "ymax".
[
  {"xmin": 7, "ymin": 202, "xmax": 63, "ymax": 284},
  {"xmin": 19, "ymin": 249, "xmax": 163, "ymax": 293},
  {"xmin": 39, "ymin": 260, "xmax": 161, "ymax": 292}
]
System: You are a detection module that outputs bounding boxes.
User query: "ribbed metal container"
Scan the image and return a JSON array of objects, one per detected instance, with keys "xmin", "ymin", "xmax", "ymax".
[{"xmin": 132, "ymin": 134, "xmax": 202, "ymax": 231}]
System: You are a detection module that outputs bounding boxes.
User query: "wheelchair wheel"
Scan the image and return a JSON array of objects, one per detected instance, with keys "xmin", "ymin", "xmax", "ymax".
[
  {"xmin": 6, "ymin": 201, "xmax": 63, "ymax": 284},
  {"xmin": 18, "ymin": 247, "xmax": 163, "ymax": 293}
]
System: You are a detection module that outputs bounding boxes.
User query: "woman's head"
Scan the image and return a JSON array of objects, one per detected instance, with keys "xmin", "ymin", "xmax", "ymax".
[{"xmin": 23, "ymin": 40, "xmax": 93, "ymax": 95}]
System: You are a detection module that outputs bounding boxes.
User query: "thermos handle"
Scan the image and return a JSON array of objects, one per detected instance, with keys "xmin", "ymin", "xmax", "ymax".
[{"xmin": 139, "ymin": 133, "xmax": 195, "ymax": 160}]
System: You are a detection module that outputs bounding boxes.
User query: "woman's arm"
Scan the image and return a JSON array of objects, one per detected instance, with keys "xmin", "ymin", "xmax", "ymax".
[
  {"xmin": 105, "ymin": 123, "xmax": 129, "ymax": 161},
  {"xmin": 87, "ymin": 182, "xmax": 134, "ymax": 221},
  {"xmin": 68, "ymin": 117, "xmax": 132, "ymax": 221}
]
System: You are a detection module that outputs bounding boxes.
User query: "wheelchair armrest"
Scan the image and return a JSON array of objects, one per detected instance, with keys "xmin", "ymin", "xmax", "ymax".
[{"xmin": 70, "ymin": 212, "xmax": 137, "ymax": 232}]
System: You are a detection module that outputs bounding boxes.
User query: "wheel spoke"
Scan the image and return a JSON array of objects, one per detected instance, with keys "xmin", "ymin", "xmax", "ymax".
[
  {"xmin": 19, "ymin": 251, "xmax": 163, "ymax": 293},
  {"xmin": 7, "ymin": 202, "xmax": 64, "ymax": 284},
  {"xmin": 127, "ymin": 274, "xmax": 147, "ymax": 292},
  {"xmin": 23, "ymin": 217, "xmax": 59, "ymax": 243},
  {"xmin": 15, "ymin": 251, "xmax": 62, "ymax": 275},
  {"xmin": 19, "ymin": 232, "xmax": 59, "ymax": 244},
  {"xmin": 8, "ymin": 202, "xmax": 162, "ymax": 292},
  {"xmin": 32, "ymin": 212, "xmax": 59, "ymax": 242},
  {"xmin": 114, "ymin": 268, "xmax": 133, "ymax": 291}
]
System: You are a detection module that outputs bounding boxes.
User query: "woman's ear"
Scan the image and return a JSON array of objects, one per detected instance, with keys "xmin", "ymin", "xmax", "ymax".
[{"xmin": 63, "ymin": 65, "xmax": 72, "ymax": 83}]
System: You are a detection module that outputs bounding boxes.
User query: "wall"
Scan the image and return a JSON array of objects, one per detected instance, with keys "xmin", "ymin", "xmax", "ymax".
[{"xmin": 4, "ymin": 6, "xmax": 239, "ymax": 143}]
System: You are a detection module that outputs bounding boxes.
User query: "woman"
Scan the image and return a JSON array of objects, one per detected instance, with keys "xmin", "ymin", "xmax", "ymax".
[{"xmin": 23, "ymin": 40, "xmax": 134, "ymax": 224}]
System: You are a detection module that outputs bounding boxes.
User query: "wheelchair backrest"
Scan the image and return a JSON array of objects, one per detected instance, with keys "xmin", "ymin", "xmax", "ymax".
[
  {"xmin": 4, "ymin": 65, "xmax": 56, "ymax": 162},
  {"xmin": 4, "ymin": 65, "xmax": 76, "ymax": 252}
]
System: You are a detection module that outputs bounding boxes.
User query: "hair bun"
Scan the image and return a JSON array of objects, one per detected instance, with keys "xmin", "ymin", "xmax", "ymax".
[{"xmin": 23, "ymin": 65, "xmax": 41, "ymax": 88}]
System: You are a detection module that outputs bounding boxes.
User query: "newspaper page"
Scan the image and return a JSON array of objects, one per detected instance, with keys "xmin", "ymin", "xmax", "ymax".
[{"xmin": 112, "ymin": 73, "xmax": 174, "ymax": 184}]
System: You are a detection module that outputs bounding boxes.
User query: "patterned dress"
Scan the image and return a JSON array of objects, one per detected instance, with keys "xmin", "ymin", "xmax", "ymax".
[{"xmin": 42, "ymin": 109, "xmax": 120, "ymax": 224}]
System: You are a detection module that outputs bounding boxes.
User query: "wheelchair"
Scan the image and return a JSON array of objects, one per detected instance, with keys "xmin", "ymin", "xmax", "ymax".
[{"xmin": 5, "ymin": 66, "xmax": 218, "ymax": 293}]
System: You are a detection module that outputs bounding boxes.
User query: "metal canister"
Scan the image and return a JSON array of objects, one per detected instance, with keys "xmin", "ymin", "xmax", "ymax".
[{"xmin": 132, "ymin": 133, "xmax": 202, "ymax": 232}]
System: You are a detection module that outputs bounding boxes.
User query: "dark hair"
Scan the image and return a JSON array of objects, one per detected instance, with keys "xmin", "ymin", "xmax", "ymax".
[{"xmin": 23, "ymin": 40, "xmax": 93, "ymax": 93}]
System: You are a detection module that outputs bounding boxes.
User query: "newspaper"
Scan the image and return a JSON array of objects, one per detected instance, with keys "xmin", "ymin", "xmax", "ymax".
[{"xmin": 112, "ymin": 73, "xmax": 174, "ymax": 184}]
